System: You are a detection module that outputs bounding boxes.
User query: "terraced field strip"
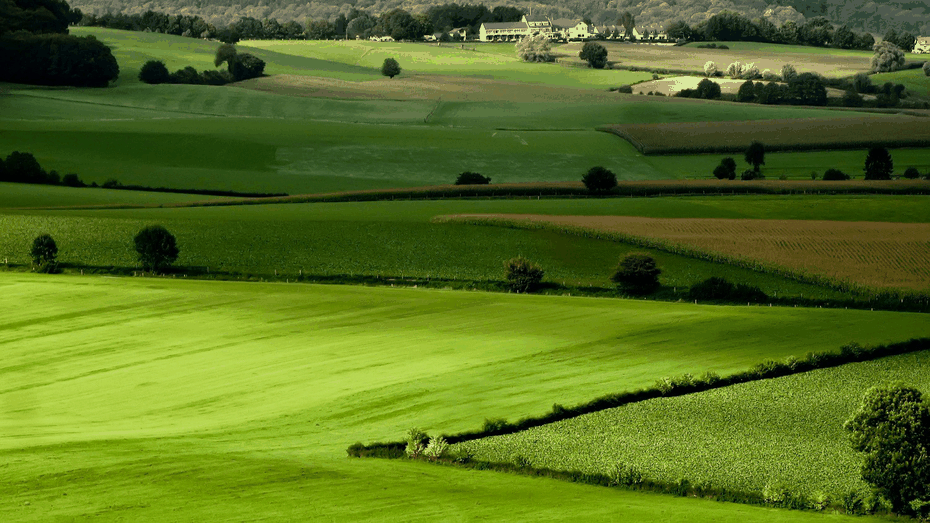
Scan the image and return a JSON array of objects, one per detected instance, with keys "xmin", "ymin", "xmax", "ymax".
[
  {"xmin": 440, "ymin": 214, "xmax": 930, "ymax": 291},
  {"xmin": 453, "ymin": 350, "xmax": 930, "ymax": 497},
  {"xmin": 601, "ymin": 116, "xmax": 930, "ymax": 154}
]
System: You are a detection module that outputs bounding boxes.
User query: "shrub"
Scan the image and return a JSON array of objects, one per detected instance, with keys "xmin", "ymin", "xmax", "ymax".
[
  {"xmin": 455, "ymin": 171, "xmax": 491, "ymax": 185},
  {"xmin": 695, "ymin": 78, "xmax": 721, "ymax": 99},
  {"xmin": 712, "ymin": 157, "xmax": 736, "ymax": 179},
  {"xmin": 736, "ymin": 80, "xmax": 755, "ymax": 102},
  {"xmin": 688, "ymin": 276, "xmax": 735, "ymax": 300},
  {"xmin": 482, "ymin": 418, "xmax": 511, "ymax": 433},
  {"xmin": 61, "ymin": 173, "xmax": 85, "ymax": 187},
  {"xmin": 231, "ymin": 53, "xmax": 266, "ymax": 81},
  {"xmin": 788, "ymin": 72, "xmax": 827, "ymax": 106},
  {"xmin": 611, "ymin": 252, "xmax": 661, "ymax": 294},
  {"xmin": 924, "ymin": 61, "xmax": 930, "ymax": 77},
  {"xmin": 169, "ymin": 66, "xmax": 201, "ymax": 85},
  {"xmin": 871, "ymin": 41, "xmax": 905, "ymax": 73},
  {"xmin": 580, "ymin": 42, "xmax": 608, "ymax": 69},
  {"xmin": 30, "ymin": 234, "xmax": 59, "ymax": 273},
  {"xmin": 504, "ymin": 257, "xmax": 544, "ymax": 293},
  {"xmin": 741, "ymin": 169, "xmax": 764, "ymax": 180},
  {"xmin": 726, "ymin": 61, "xmax": 743, "ymax": 79},
  {"xmin": 582, "ymin": 166, "xmax": 617, "ymax": 192},
  {"xmin": 852, "ymin": 72, "xmax": 873, "ymax": 93},
  {"xmin": 404, "ymin": 428, "xmax": 429, "ymax": 458},
  {"xmin": 515, "ymin": 33, "xmax": 552, "ymax": 62},
  {"xmin": 781, "ymin": 63, "xmax": 798, "ymax": 82},
  {"xmin": 139, "ymin": 60, "xmax": 170, "ymax": 84},
  {"xmin": 616, "ymin": 84, "xmax": 633, "ymax": 93},
  {"xmin": 424, "ymin": 436, "xmax": 449, "ymax": 461},
  {"xmin": 740, "ymin": 63, "xmax": 761, "ymax": 80},
  {"xmin": 903, "ymin": 167, "xmax": 921, "ymax": 180},
  {"xmin": 703, "ymin": 61, "xmax": 717, "ymax": 77},
  {"xmin": 134, "ymin": 225, "xmax": 179, "ymax": 272},
  {"xmin": 842, "ymin": 89, "xmax": 864, "ymax": 107},
  {"xmin": 717, "ymin": 44, "xmax": 729, "ymax": 50},
  {"xmin": 823, "ymin": 168, "xmax": 850, "ymax": 180},
  {"xmin": 0, "ymin": 33, "xmax": 120, "ymax": 87},
  {"xmin": 761, "ymin": 70, "xmax": 779, "ymax": 82}
]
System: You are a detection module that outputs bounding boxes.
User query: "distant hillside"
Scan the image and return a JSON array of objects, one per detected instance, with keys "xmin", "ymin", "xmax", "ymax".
[{"xmin": 70, "ymin": 0, "xmax": 930, "ymax": 36}]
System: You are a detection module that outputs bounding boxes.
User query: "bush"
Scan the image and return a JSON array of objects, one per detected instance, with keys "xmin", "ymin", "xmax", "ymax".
[
  {"xmin": 231, "ymin": 53, "xmax": 266, "ymax": 81},
  {"xmin": 169, "ymin": 66, "xmax": 201, "ymax": 85},
  {"xmin": 736, "ymin": 80, "xmax": 756, "ymax": 102},
  {"xmin": 139, "ymin": 60, "xmax": 170, "ymax": 84},
  {"xmin": 616, "ymin": 84, "xmax": 633, "ymax": 93},
  {"xmin": 741, "ymin": 169, "xmax": 764, "ymax": 180},
  {"xmin": 726, "ymin": 61, "xmax": 744, "ymax": 78},
  {"xmin": 823, "ymin": 168, "xmax": 850, "ymax": 180},
  {"xmin": 703, "ymin": 61, "xmax": 717, "ymax": 77},
  {"xmin": 423, "ymin": 436, "xmax": 448, "ymax": 461},
  {"xmin": 695, "ymin": 78, "xmax": 721, "ymax": 99},
  {"xmin": 924, "ymin": 61, "xmax": 930, "ymax": 77},
  {"xmin": 788, "ymin": 72, "xmax": 827, "ymax": 106},
  {"xmin": 504, "ymin": 257, "xmax": 544, "ymax": 293},
  {"xmin": 582, "ymin": 166, "xmax": 617, "ymax": 192},
  {"xmin": 61, "ymin": 173, "xmax": 85, "ymax": 187},
  {"xmin": 515, "ymin": 33, "xmax": 552, "ymax": 63},
  {"xmin": 842, "ymin": 89, "xmax": 864, "ymax": 107},
  {"xmin": 404, "ymin": 428, "xmax": 428, "ymax": 458},
  {"xmin": 580, "ymin": 42, "xmax": 608, "ymax": 69},
  {"xmin": 30, "ymin": 234, "xmax": 59, "ymax": 273},
  {"xmin": 688, "ymin": 277, "xmax": 766, "ymax": 302},
  {"xmin": 611, "ymin": 252, "xmax": 661, "ymax": 294},
  {"xmin": 852, "ymin": 72, "xmax": 874, "ymax": 94},
  {"xmin": 713, "ymin": 157, "xmax": 737, "ymax": 179},
  {"xmin": 761, "ymin": 70, "xmax": 779, "ymax": 82},
  {"xmin": 381, "ymin": 57, "xmax": 401, "ymax": 78},
  {"xmin": 903, "ymin": 167, "xmax": 921, "ymax": 180},
  {"xmin": 134, "ymin": 225, "xmax": 179, "ymax": 272},
  {"xmin": 781, "ymin": 63, "xmax": 797, "ymax": 82},
  {"xmin": 455, "ymin": 171, "xmax": 491, "ymax": 185},
  {"xmin": 740, "ymin": 63, "xmax": 761, "ymax": 80},
  {"xmin": 871, "ymin": 41, "xmax": 905, "ymax": 73}
]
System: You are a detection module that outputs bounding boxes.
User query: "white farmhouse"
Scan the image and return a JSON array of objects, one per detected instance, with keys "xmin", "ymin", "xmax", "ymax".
[{"xmin": 914, "ymin": 36, "xmax": 930, "ymax": 53}]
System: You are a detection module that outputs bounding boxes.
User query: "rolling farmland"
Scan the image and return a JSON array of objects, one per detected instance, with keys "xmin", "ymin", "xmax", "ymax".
[
  {"xmin": 453, "ymin": 350, "xmax": 930, "ymax": 497},
  {"xmin": 440, "ymin": 214, "xmax": 930, "ymax": 291}
]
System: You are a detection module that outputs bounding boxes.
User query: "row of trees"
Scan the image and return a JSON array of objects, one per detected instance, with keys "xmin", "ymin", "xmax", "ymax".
[
  {"xmin": 0, "ymin": 151, "xmax": 86, "ymax": 187},
  {"xmin": 505, "ymin": 252, "xmax": 661, "ymax": 295},
  {"xmin": 711, "ymin": 144, "xmax": 922, "ymax": 181},
  {"xmin": 0, "ymin": 0, "xmax": 119, "ymax": 86},
  {"xmin": 28, "ymin": 226, "xmax": 179, "ymax": 273},
  {"xmin": 666, "ymin": 14, "xmax": 878, "ymax": 51}
]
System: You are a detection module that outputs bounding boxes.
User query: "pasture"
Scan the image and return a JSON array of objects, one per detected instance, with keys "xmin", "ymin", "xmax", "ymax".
[
  {"xmin": 1, "ymin": 273, "xmax": 928, "ymax": 521},
  {"xmin": 454, "ymin": 349, "xmax": 930, "ymax": 498},
  {"xmin": 439, "ymin": 213, "xmax": 930, "ymax": 292}
]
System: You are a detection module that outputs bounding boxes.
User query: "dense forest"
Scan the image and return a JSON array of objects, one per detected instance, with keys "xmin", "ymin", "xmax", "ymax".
[{"xmin": 69, "ymin": 0, "xmax": 930, "ymax": 36}]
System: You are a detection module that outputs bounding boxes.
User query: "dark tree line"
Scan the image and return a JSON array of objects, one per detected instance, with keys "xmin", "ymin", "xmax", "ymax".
[
  {"xmin": 0, "ymin": 151, "xmax": 86, "ymax": 186},
  {"xmin": 0, "ymin": 0, "xmax": 118, "ymax": 86}
]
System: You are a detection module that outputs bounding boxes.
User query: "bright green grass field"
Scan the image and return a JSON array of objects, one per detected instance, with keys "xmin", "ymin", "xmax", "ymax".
[
  {"xmin": 7, "ymin": 194, "xmax": 929, "ymax": 298},
  {"xmin": 1, "ymin": 273, "xmax": 926, "ymax": 521},
  {"xmin": 455, "ymin": 350, "xmax": 930, "ymax": 498},
  {"xmin": 871, "ymin": 67, "xmax": 930, "ymax": 100}
]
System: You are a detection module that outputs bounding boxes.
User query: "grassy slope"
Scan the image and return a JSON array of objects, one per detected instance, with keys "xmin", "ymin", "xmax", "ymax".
[
  {"xmin": 2, "ymin": 273, "xmax": 926, "ymax": 521},
  {"xmin": 5, "ymin": 194, "xmax": 928, "ymax": 297},
  {"xmin": 455, "ymin": 350, "xmax": 930, "ymax": 497},
  {"xmin": 3, "ymin": 28, "xmax": 924, "ymax": 194},
  {"xmin": 0, "ymin": 182, "xmax": 228, "ymax": 208}
]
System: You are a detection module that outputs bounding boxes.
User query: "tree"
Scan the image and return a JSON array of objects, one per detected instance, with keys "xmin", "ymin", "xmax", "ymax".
[
  {"xmin": 703, "ymin": 61, "xmax": 717, "ymax": 77},
  {"xmin": 823, "ymin": 168, "xmax": 850, "ymax": 180},
  {"xmin": 903, "ymin": 167, "xmax": 921, "ymax": 180},
  {"xmin": 787, "ymin": 72, "xmax": 827, "ymax": 106},
  {"xmin": 139, "ymin": 60, "xmax": 170, "ymax": 84},
  {"xmin": 611, "ymin": 252, "xmax": 661, "ymax": 294},
  {"xmin": 713, "ymin": 157, "xmax": 737, "ymax": 179},
  {"xmin": 852, "ymin": 72, "xmax": 873, "ymax": 93},
  {"xmin": 695, "ymin": 78, "xmax": 721, "ymax": 99},
  {"xmin": 864, "ymin": 146, "xmax": 893, "ymax": 180},
  {"xmin": 736, "ymin": 80, "xmax": 755, "ymax": 102},
  {"xmin": 871, "ymin": 41, "xmax": 905, "ymax": 73},
  {"xmin": 665, "ymin": 20, "xmax": 692, "ymax": 40},
  {"xmin": 516, "ymin": 33, "xmax": 551, "ymax": 62},
  {"xmin": 924, "ymin": 61, "xmax": 930, "ymax": 77},
  {"xmin": 305, "ymin": 19, "xmax": 336, "ymax": 40},
  {"xmin": 745, "ymin": 141, "xmax": 765, "ymax": 173},
  {"xmin": 617, "ymin": 11, "xmax": 635, "ymax": 37},
  {"xmin": 30, "ymin": 233, "xmax": 58, "ymax": 272},
  {"xmin": 381, "ymin": 57, "xmax": 401, "ymax": 79},
  {"xmin": 781, "ymin": 63, "xmax": 798, "ymax": 82},
  {"xmin": 455, "ymin": 171, "xmax": 490, "ymax": 185},
  {"xmin": 214, "ymin": 43, "xmax": 238, "ymax": 68},
  {"xmin": 230, "ymin": 53, "xmax": 265, "ymax": 81},
  {"xmin": 2, "ymin": 151, "xmax": 45, "ymax": 183},
  {"xmin": 582, "ymin": 166, "xmax": 617, "ymax": 192},
  {"xmin": 134, "ymin": 225, "xmax": 179, "ymax": 271},
  {"xmin": 579, "ymin": 42, "xmax": 608, "ymax": 69},
  {"xmin": 504, "ymin": 256, "xmax": 544, "ymax": 293},
  {"xmin": 844, "ymin": 383, "xmax": 930, "ymax": 515}
]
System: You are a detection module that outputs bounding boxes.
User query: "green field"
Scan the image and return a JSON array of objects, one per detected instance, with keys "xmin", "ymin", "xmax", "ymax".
[
  {"xmin": 0, "ymin": 182, "xmax": 227, "ymax": 208},
  {"xmin": 6, "ymin": 195, "xmax": 929, "ymax": 298},
  {"xmin": 454, "ymin": 349, "xmax": 930, "ymax": 498},
  {"xmin": 2, "ymin": 273, "xmax": 927, "ymax": 521}
]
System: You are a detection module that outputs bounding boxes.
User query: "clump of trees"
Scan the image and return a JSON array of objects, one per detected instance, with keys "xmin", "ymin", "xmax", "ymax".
[
  {"xmin": 676, "ymin": 78, "xmax": 721, "ymax": 99},
  {"xmin": 454, "ymin": 171, "xmax": 490, "ymax": 185},
  {"xmin": 139, "ymin": 59, "xmax": 235, "ymax": 85},
  {"xmin": 845, "ymin": 383, "xmax": 930, "ymax": 517},
  {"xmin": 582, "ymin": 166, "xmax": 617, "ymax": 193},
  {"xmin": 0, "ymin": 151, "xmax": 85, "ymax": 187},
  {"xmin": 30, "ymin": 234, "xmax": 59, "ymax": 273},
  {"xmin": 213, "ymin": 44, "xmax": 265, "ymax": 82},
  {"xmin": 381, "ymin": 57, "xmax": 401, "ymax": 78},
  {"xmin": 665, "ymin": 14, "xmax": 875, "ymax": 51},
  {"xmin": 712, "ymin": 157, "xmax": 737, "ymax": 180},
  {"xmin": 611, "ymin": 253, "xmax": 660, "ymax": 294},
  {"xmin": 516, "ymin": 33, "xmax": 552, "ymax": 63},
  {"xmin": 134, "ymin": 225, "xmax": 180, "ymax": 272},
  {"xmin": 504, "ymin": 256, "xmax": 544, "ymax": 293},
  {"xmin": 703, "ymin": 61, "xmax": 717, "ymax": 77},
  {"xmin": 823, "ymin": 168, "xmax": 850, "ymax": 180},
  {"xmin": 687, "ymin": 277, "xmax": 767, "ymax": 302},
  {"xmin": 871, "ymin": 41, "xmax": 905, "ymax": 73},
  {"xmin": 579, "ymin": 42, "xmax": 608, "ymax": 69},
  {"xmin": 864, "ymin": 146, "xmax": 893, "ymax": 180}
]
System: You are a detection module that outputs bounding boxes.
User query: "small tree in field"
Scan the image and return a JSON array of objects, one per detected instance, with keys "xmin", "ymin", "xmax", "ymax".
[
  {"xmin": 745, "ymin": 141, "xmax": 765, "ymax": 173},
  {"xmin": 381, "ymin": 57, "xmax": 401, "ymax": 78},
  {"xmin": 864, "ymin": 146, "xmax": 893, "ymax": 180},
  {"xmin": 31, "ymin": 234, "xmax": 59, "ymax": 273},
  {"xmin": 736, "ymin": 80, "xmax": 756, "ymax": 102},
  {"xmin": 134, "ymin": 225, "xmax": 179, "ymax": 272},
  {"xmin": 903, "ymin": 167, "xmax": 920, "ymax": 180},
  {"xmin": 455, "ymin": 171, "xmax": 491, "ymax": 185},
  {"xmin": 139, "ymin": 60, "xmax": 171, "ymax": 84},
  {"xmin": 582, "ymin": 166, "xmax": 617, "ymax": 192},
  {"xmin": 844, "ymin": 383, "xmax": 930, "ymax": 516},
  {"xmin": 580, "ymin": 42, "xmax": 608, "ymax": 69},
  {"xmin": 611, "ymin": 252, "xmax": 661, "ymax": 294},
  {"xmin": 703, "ymin": 61, "xmax": 717, "ymax": 77},
  {"xmin": 504, "ymin": 256, "xmax": 544, "ymax": 293},
  {"xmin": 713, "ymin": 157, "xmax": 736, "ymax": 179},
  {"xmin": 823, "ymin": 168, "xmax": 850, "ymax": 180}
]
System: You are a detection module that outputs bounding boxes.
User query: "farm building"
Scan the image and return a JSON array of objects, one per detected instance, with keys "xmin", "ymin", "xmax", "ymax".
[
  {"xmin": 479, "ymin": 15, "xmax": 550, "ymax": 42},
  {"xmin": 914, "ymin": 37, "xmax": 930, "ymax": 53}
]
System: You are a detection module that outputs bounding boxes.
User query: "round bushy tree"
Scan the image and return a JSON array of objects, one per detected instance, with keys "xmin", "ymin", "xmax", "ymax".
[
  {"xmin": 864, "ymin": 146, "xmax": 893, "ymax": 180},
  {"xmin": 134, "ymin": 225, "xmax": 179, "ymax": 272},
  {"xmin": 30, "ymin": 234, "xmax": 58, "ymax": 272},
  {"xmin": 788, "ymin": 72, "xmax": 828, "ymax": 106},
  {"xmin": 703, "ymin": 61, "xmax": 717, "ymax": 77},
  {"xmin": 582, "ymin": 166, "xmax": 617, "ymax": 192},
  {"xmin": 745, "ymin": 141, "xmax": 765, "ymax": 173},
  {"xmin": 695, "ymin": 78, "xmax": 721, "ymax": 99},
  {"xmin": 454, "ymin": 171, "xmax": 491, "ymax": 185},
  {"xmin": 381, "ymin": 57, "xmax": 401, "ymax": 78},
  {"xmin": 138, "ymin": 60, "xmax": 171, "ymax": 84},
  {"xmin": 579, "ymin": 42, "xmax": 608, "ymax": 69},
  {"xmin": 230, "ymin": 53, "xmax": 266, "ymax": 81},
  {"xmin": 713, "ymin": 157, "xmax": 737, "ymax": 179},
  {"xmin": 611, "ymin": 252, "xmax": 661, "ymax": 294},
  {"xmin": 504, "ymin": 256, "xmax": 544, "ymax": 293},
  {"xmin": 781, "ymin": 63, "xmax": 797, "ymax": 82},
  {"xmin": 736, "ymin": 80, "xmax": 756, "ymax": 102},
  {"xmin": 823, "ymin": 168, "xmax": 850, "ymax": 180},
  {"xmin": 871, "ymin": 41, "xmax": 905, "ymax": 73},
  {"xmin": 903, "ymin": 167, "xmax": 921, "ymax": 180},
  {"xmin": 844, "ymin": 383, "xmax": 930, "ymax": 515}
]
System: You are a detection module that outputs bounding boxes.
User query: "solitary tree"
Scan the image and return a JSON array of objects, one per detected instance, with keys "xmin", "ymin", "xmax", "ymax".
[
  {"xmin": 823, "ymin": 168, "xmax": 850, "ymax": 180},
  {"xmin": 736, "ymin": 80, "xmax": 756, "ymax": 102},
  {"xmin": 30, "ymin": 234, "xmax": 58, "ymax": 273},
  {"xmin": 611, "ymin": 252, "xmax": 661, "ymax": 294},
  {"xmin": 713, "ymin": 157, "xmax": 737, "ymax": 179},
  {"xmin": 903, "ymin": 167, "xmax": 920, "ymax": 180},
  {"xmin": 582, "ymin": 166, "xmax": 617, "ymax": 192},
  {"xmin": 844, "ymin": 383, "xmax": 930, "ymax": 515},
  {"xmin": 579, "ymin": 42, "xmax": 608, "ymax": 69},
  {"xmin": 139, "ymin": 60, "xmax": 171, "ymax": 84},
  {"xmin": 745, "ymin": 141, "xmax": 766, "ymax": 173},
  {"xmin": 455, "ymin": 171, "xmax": 491, "ymax": 185},
  {"xmin": 381, "ymin": 57, "xmax": 401, "ymax": 78},
  {"xmin": 134, "ymin": 225, "xmax": 179, "ymax": 272},
  {"xmin": 871, "ymin": 41, "xmax": 905, "ymax": 73},
  {"xmin": 864, "ymin": 146, "xmax": 893, "ymax": 180},
  {"xmin": 504, "ymin": 256, "xmax": 544, "ymax": 293}
]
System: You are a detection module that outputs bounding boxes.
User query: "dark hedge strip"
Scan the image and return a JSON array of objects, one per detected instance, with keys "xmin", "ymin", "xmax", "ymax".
[
  {"xmin": 347, "ymin": 338, "xmax": 930, "ymax": 456},
  {"xmin": 106, "ymin": 183, "xmax": 286, "ymax": 198},
  {"xmin": 0, "ymin": 33, "xmax": 119, "ymax": 87}
]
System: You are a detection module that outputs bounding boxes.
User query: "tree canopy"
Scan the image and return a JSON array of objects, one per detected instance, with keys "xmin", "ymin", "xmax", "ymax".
[{"xmin": 134, "ymin": 225, "xmax": 180, "ymax": 272}]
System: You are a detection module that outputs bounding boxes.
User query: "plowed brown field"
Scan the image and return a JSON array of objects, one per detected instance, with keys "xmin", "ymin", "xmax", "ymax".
[{"xmin": 445, "ymin": 214, "xmax": 930, "ymax": 291}]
